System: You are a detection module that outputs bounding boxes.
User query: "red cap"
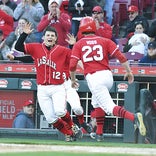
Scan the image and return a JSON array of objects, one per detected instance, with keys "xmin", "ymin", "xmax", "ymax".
[
  {"xmin": 92, "ymin": 6, "xmax": 103, "ymax": 13},
  {"xmin": 128, "ymin": 5, "xmax": 138, "ymax": 12},
  {"xmin": 23, "ymin": 99, "xmax": 34, "ymax": 107}
]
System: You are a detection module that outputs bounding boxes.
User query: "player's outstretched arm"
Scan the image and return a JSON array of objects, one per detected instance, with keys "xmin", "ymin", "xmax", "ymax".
[
  {"xmin": 70, "ymin": 71, "xmax": 79, "ymax": 89},
  {"xmin": 65, "ymin": 33, "xmax": 76, "ymax": 46},
  {"xmin": 121, "ymin": 61, "xmax": 134, "ymax": 84},
  {"xmin": 14, "ymin": 23, "xmax": 33, "ymax": 52},
  {"xmin": 7, "ymin": 53, "xmax": 15, "ymax": 61},
  {"xmin": 23, "ymin": 22, "xmax": 34, "ymax": 35}
]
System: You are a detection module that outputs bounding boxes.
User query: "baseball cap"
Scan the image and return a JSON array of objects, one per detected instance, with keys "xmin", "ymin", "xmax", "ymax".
[
  {"xmin": 148, "ymin": 41, "xmax": 156, "ymax": 49},
  {"xmin": 23, "ymin": 99, "xmax": 34, "ymax": 107},
  {"xmin": 92, "ymin": 6, "xmax": 103, "ymax": 13},
  {"xmin": 128, "ymin": 5, "xmax": 138, "ymax": 12},
  {"xmin": 48, "ymin": 0, "xmax": 62, "ymax": 7}
]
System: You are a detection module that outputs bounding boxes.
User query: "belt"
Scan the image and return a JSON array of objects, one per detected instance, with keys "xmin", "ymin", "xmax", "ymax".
[{"xmin": 41, "ymin": 82, "xmax": 52, "ymax": 85}]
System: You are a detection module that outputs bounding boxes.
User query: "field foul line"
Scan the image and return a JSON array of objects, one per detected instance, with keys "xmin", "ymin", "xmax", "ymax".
[{"xmin": 0, "ymin": 144, "xmax": 156, "ymax": 155}]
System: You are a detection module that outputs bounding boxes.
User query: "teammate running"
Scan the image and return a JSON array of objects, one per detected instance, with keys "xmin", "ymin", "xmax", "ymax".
[
  {"xmin": 14, "ymin": 24, "xmax": 81, "ymax": 142},
  {"xmin": 69, "ymin": 16, "xmax": 146, "ymax": 139}
]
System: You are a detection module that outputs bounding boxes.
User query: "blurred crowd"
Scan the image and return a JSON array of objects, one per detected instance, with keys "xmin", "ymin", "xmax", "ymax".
[{"xmin": 0, "ymin": 0, "xmax": 156, "ymax": 65}]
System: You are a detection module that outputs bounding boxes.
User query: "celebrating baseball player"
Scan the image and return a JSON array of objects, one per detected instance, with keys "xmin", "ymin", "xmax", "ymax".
[
  {"xmin": 63, "ymin": 34, "xmax": 92, "ymax": 134},
  {"xmin": 14, "ymin": 23, "xmax": 82, "ymax": 142},
  {"xmin": 69, "ymin": 17, "xmax": 146, "ymax": 139}
]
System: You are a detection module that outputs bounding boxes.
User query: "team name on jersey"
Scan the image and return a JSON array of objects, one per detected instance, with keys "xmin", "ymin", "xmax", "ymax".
[
  {"xmin": 86, "ymin": 40, "xmax": 97, "ymax": 45},
  {"xmin": 37, "ymin": 56, "xmax": 56, "ymax": 70}
]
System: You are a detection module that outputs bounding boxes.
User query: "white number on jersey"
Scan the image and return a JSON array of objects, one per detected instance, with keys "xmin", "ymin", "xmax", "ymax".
[
  {"xmin": 52, "ymin": 71, "xmax": 61, "ymax": 79},
  {"xmin": 62, "ymin": 72, "xmax": 67, "ymax": 80},
  {"xmin": 82, "ymin": 45, "xmax": 103, "ymax": 62}
]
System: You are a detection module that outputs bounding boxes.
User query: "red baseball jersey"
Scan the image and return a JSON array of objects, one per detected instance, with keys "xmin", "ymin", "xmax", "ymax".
[
  {"xmin": 63, "ymin": 60, "xmax": 70, "ymax": 80},
  {"xmin": 71, "ymin": 35, "xmax": 126, "ymax": 75},
  {"xmin": 25, "ymin": 43, "xmax": 71, "ymax": 85}
]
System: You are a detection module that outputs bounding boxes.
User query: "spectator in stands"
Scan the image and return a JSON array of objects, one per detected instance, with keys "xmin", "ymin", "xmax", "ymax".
[
  {"xmin": 0, "ymin": 29, "xmax": 10, "ymax": 60},
  {"xmin": 139, "ymin": 41, "xmax": 156, "ymax": 66},
  {"xmin": 13, "ymin": 0, "xmax": 45, "ymax": 42},
  {"xmin": 6, "ymin": 18, "xmax": 36, "ymax": 51},
  {"xmin": 92, "ymin": 6, "xmax": 112, "ymax": 39},
  {"xmin": 68, "ymin": 0, "xmax": 92, "ymax": 37},
  {"xmin": 0, "ymin": 0, "xmax": 17, "ymax": 11},
  {"xmin": 0, "ymin": 5, "xmax": 14, "ymax": 38},
  {"xmin": 77, "ymin": 6, "xmax": 112, "ymax": 40},
  {"xmin": 123, "ymin": 22, "xmax": 150, "ymax": 55},
  {"xmin": 37, "ymin": 0, "xmax": 71, "ymax": 47},
  {"xmin": 103, "ymin": 0, "xmax": 114, "ymax": 25},
  {"xmin": 124, "ymin": 5, "xmax": 149, "ymax": 38},
  {"xmin": 12, "ymin": 99, "xmax": 35, "ymax": 128}
]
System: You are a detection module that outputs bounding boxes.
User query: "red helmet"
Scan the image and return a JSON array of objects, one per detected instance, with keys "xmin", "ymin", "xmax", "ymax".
[{"xmin": 79, "ymin": 16, "xmax": 96, "ymax": 33}]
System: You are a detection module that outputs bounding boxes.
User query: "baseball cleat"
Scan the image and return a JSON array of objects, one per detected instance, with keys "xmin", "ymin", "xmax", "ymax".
[
  {"xmin": 90, "ymin": 132, "xmax": 96, "ymax": 139},
  {"xmin": 81, "ymin": 122, "xmax": 93, "ymax": 134},
  {"xmin": 72, "ymin": 124, "xmax": 83, "ymax": 139},
  {"xmin": 96, "ymin": 134, "xmax": 104, "ymax": 142},
  {"xmin": 65, "ymin": 134, "xmax": 73, "ymax": 142},
  {"xmin": 134, "ymin": 112, "xmax": 146, "ymax": 136}
]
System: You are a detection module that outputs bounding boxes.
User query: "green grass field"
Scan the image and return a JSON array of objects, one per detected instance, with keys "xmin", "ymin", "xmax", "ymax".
[{"xmin": 0, "ymin": 138, "xmax": 155, "ymax": 156}]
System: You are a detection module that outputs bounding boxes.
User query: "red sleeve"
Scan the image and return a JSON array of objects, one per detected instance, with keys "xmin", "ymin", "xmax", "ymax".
[
  {"xmin": 112, "ymin": 49, "xmax": 127, "ymax": 63},
  {"xmin": 0, "ymin": 10, "xmax": 13, "ymax": 26},
  {"xmin": 96, "ymin": 23, "xmax": 112, "ymax": 39},
  {"xmin": 69, "ymin": 58, "xmax": 78, "ymax": 71},
  {"xmin": 59, "ymin": 12, "xmax": 71, "ymax": 32},
  {"xmin": 105, "ymin": 39, "xmax": 127, "ymax": 63},
  {"xmin": 37, "ymin": 14, "xmax": 49, "ymax": 32}
]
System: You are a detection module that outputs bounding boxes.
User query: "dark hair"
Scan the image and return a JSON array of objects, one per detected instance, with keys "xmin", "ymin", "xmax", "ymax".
[
  {"xmin": 43, "ymin": 26, "xmax": 58, "ymax": 37},
  {"xmin": 19, "ymin": 17, "xmax": 29, "ymax": 24},
  {"xmin": 134, "ymin": 21, "xmax": 145, "ymax": 28}
]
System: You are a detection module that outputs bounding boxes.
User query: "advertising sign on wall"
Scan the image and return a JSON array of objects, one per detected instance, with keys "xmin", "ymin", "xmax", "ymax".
[{"xmin": 0, "ymin": 90, "xmax": 34, "ymax": 128}]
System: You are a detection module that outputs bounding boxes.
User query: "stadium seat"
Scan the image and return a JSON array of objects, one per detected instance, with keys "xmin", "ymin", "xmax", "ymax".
[
  {"xmin": 124, "ymin": 52, "xmax": 144, "ymax": 62},
  {"xmin": 116, "ymin": 38, "xmax": 128, "ymax": 52}
]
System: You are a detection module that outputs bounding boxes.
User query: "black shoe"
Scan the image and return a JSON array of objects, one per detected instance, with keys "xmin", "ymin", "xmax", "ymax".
[
  {"xmin": 81, "ymin": 122, "xmax": 93, "ymax": 134},
  {"xmin": 134, "ymin": 112, "xmax": 146, "ymax": 136}
]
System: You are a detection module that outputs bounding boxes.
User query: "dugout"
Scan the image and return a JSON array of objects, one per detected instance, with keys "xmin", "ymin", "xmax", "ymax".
[{"xmin": 0, "ymin": 77, "xmax": 141, "ymax": 143}]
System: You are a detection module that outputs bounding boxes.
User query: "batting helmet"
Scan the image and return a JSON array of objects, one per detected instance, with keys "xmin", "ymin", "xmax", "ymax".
[{"xmin": 79, "ymin": 16, "xmax": 96, "ymax": 33}]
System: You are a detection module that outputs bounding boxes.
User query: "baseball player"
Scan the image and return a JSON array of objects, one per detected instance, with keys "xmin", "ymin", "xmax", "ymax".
[
  {"xmin": 69, "ymin": 16, "xmax": 146, "ymax": 139},
  {"xmin": 63, "ymin": 34, "xmax": 92, "ymax": 134},
  {"xmin": 14, "ymin": 24, "xmax": 82, "ymax": 142},
  {"xmin": 63, "ymin": 57, "xmax": 92, "ymax": 134}
]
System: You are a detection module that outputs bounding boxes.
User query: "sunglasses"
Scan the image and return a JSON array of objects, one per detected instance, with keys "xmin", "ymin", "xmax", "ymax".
[
  {"xmin": 92, "ymin": 11, "xmax": 102, "ymax": 15},
  {"xmin": 128, "ymin": 12, "xmax": 135, "ymax": 15}
]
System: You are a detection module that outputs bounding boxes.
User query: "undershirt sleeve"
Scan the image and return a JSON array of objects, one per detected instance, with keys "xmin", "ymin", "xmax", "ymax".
[
  {"xmin": 15, "ymin": 32, "xmax": 28, "ymax": 52},
  {"xmin": 14, "ymin": 55, "xmax": 34, "ymax": 63}
]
